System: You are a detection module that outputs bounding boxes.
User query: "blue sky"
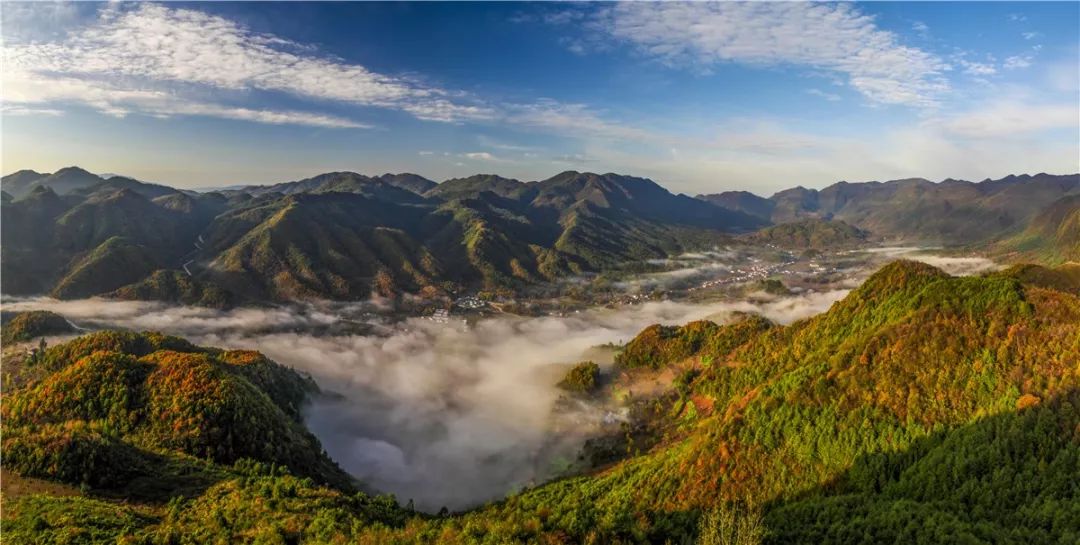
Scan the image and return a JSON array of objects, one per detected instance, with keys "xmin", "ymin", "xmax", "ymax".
[{"xmin": 3, "ymin": 1, "xmax": 1077, "ymax": 195}]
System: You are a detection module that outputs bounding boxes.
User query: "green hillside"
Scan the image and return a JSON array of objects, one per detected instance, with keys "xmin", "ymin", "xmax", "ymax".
[
  {"xmin": 3, "ymin": 260, "xmax": 1077, "ymax": 543},
  {"xmin": 1, "ymin": 310, "xmax": 75, "ymax": 344},
  {"xmin": 3, "ymin": 167, "xmax": 1076, "ymax": 303},
  {"xmin": 3, "ymin": 168, "xmax": 763, "ymax": 303},
  {"xmin": 699, "ymin": 173, "xmax": 1079, "ymax": 244},
  {"xmin": 994, "ymin": 195, "xmax": 1080, "ymax": 265},
  {"xmin": 743, "ymin": 219, "xmax": 867, "ymax": 249}
]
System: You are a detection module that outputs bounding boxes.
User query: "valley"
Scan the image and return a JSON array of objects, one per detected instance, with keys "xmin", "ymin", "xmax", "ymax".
[
  {"xmin": 2, "ymin": 167, "xmax": 1078, "ymax": 544},
  {"xmin": 4, "ymin": 2, "xmax": 1078, "ymax": 542}
]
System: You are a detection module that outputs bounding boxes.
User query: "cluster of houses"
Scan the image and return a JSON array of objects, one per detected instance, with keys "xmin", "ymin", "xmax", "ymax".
[{"xmin": 454, "ymin": 296, "xmax": 487, "ymax": 309}]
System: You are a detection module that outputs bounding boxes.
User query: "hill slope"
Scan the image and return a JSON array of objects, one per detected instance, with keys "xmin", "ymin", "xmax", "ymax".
[
  {"xmin": 700, "ymin": 173, "xmax": 1079, "ymax": 243},
  {"xmin": 2, "ymin": 168, "xmax": 762, "ymax": 302},
  {"xmin": 994, "ymin": 195, "xmax": 1080, "ymax": 265},
  {"xmin": 4, "ymin": 261, "xmax": 1078, "ymax": 543}
]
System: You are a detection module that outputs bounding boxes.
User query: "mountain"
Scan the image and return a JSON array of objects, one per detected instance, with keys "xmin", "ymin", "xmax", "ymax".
[
  {"xmin": 696, "ymin": 190, "xmax": 775, "ymax": 222},
  {"xmin": 3, "ymin": 166, "xmax": 1074, "ymax": 303},
  {"xmin": 0, "ymin": 310, "xmax": 74, "ymax": 344},
  {"xmin": 379, "ymin": 172, "xmax": 439, "ymax": 194},
  {"xmin": 743, "ymin": 218, "xmax": 867, "ymax": 249},
  {"xmin": 425, "ymin": 173, "xmax": 532, "ymax": 200},
  {"xmin": 1, "ymin": 166, "xmax": 105, "ymax": 199},
  {"xmin": 1, "ymin": 184, "xmax": 222, "ymax": 298},
  {"xmin": 237, "ymin": 171, "xmax": 435, "ymax": 201},
  {"xmin": 2, "ymin": 331, "xmax": 355, "ymax": 498},
  {"xmin": 699, "ymin": 173, "xmax": 1080, "ymax": 243},
  {"xmin": 994, "ymin": 195, "xmax": 1080, "ymax": 265},
  {"xmin": 5, "ymin": 260, "xmax": 1078, "ymax": 543},
  {"xmin": 2, "ymin": 168, "xmax": 763, "ymax": 303}
]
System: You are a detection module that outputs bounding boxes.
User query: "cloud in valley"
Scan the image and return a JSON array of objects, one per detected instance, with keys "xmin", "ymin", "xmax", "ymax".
[{"xmin": 2, "ymin": 283, "xmax": 848, "ymax": 510}]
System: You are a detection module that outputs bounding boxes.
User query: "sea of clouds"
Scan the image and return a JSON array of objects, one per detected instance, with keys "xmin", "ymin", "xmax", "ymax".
[{"xmin": 0, "ymin": 248, "xmax": 998, "ymax": 510}]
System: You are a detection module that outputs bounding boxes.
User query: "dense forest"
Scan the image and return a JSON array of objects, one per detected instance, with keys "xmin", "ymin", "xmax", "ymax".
[{"xmin": 2, "ymin": 259, "xmax": 1078, "ymax": 544}]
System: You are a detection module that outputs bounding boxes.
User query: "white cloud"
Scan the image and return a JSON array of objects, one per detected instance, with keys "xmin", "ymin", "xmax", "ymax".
[
  {"xmin": 912, "ymin": 21, "xmax": 930, "ymax": 37},
  {"xmin": 959, "ymin": 59, "xmax": 997, "ymax": 76},
  {"xmin": 1021, "ymin": 32, "xmax": 1040, "ymax": 40},
  {"xmin": 464, "ymin": 152, "xmax": 497, "ymax": 161},
  {"xmin": 507, "ymin": 99, "xmax": 654, "ymax": 141},
  {"xmin": 1, "ymin": 105, "xmax": 65, "ymax": 117},
  {"xmin": 2, "ymin": 4, "xmax": 491, "ymax": 125},
  {"xmin": 931, "ymin": 101, "xmax": 1080, "ymax": 139},
  {"xmin": 583, "ymin": 2, "xmax": 949, "ymax": 107},
  {"xmin": 1004, "ymin": 56, "xmax": 1033, "ymax": 70},
  {"xmin": 1, "ymin": 65, "xmax": 368, "ymax": 128},
  {"xmin": 806, "ymin": 88, "xmax": 841, "ymax": 102}
]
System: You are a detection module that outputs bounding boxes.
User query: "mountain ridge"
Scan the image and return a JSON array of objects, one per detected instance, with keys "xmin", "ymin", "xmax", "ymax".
[{"xmin": 3, "ymin": 166, "xmax": 1077, "ymax": 303}]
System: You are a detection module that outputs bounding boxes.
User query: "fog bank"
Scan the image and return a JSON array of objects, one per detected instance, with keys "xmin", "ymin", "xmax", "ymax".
[{"xmin": 2, "ymin": 289, "xmax": 846, "ymax": 510}]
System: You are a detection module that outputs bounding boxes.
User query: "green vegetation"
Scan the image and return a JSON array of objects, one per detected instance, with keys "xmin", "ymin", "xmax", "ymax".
[
  {"xmin": 558, "ymin": 361, "xmax": 601, "ymax": 394},
  {"xmin": 616, "ymin": 314, "xmax": 773, "ymax": 369},
  {"xmin": 51, "ymin": 236, "xmax": 161, "ymax": 299},
  {"xmin": 2, "ymin": 168, "xmax": 764, "ymax": 302},
  {"xmin": 744, "ymin": 219, "xmax": 866, "ymax": 249},
  {"xmin": 2, "ymin": 310, "xmax": 74, "ymax": 344},
  {"xmin": 758, "ymin": 173, "xmax": 1078, "ymax": 244},
  {"xmin": 3, "ymin": 331, "xmax": 352, "ymax": 493},
  {"xmin": 756, "ymin": 278, "xmax": 791, "ymax": 296},
  {"xmin": 994, "ymin": 195, "xmax": 1080, "ymax": 265},
  {"xmin": 3, "ymin": 260, "xmax": 1079, "ymax": 543},
  {"xmin": 109, "ymin": 269, "xmax": 235, "ymax": 308}
]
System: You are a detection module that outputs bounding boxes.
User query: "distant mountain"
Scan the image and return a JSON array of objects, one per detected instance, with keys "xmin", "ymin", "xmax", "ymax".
[
  {"xmin": 696, "ymin": 190, "xmax": 775, "ymax": 222},
  {"xmin": 744, "ymin": 218, "xmax": 867, "ymax": 249},
  {"xmin": 4, "ymin": 166, "xmax": 1075, "ymax": 303},
  {"xmin": 1, "ymin": 167, "xmax": 105, "ymax": 199},
  {"xmin": 1, "ymin": 168, "xmax": 763, "ymax": 303},
  {"xmin": 237, "ymin": 171, "xmax": 436, "ymax": 200},
  {"xmin": 699, "ymin": 173, "xmax": 1080, "ymax": 243},
  {"xmin": 425, "ymin": 173, "xmax": 529, "ymax": 200},
  {"xmin": 994, "ymin": 195, "xmax": 1080, "ymax": 265}
]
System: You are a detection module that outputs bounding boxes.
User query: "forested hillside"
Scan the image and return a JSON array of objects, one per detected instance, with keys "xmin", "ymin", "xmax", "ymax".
[
  {"xmin": 1, "ymin": 169, "xmax": 761, "ymax": 303},
  {"xmin": 3, "ymin": 260, "xmax": 1077, "ymax": 544},
  {"xmin": 5, "ymin": 168, "xmax": 1076, "ymax": 303},
  {"xmin": 700, "ymin": 173, "xmax": 1079, "ymax": 243}
]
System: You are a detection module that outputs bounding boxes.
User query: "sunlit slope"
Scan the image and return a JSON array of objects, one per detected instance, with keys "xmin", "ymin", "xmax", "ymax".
[
  {"xmin": 4, "ymin": 261, "xmax": 1077, "ymax": 543},
  {"xmin": 407, "ymin": 260, "xmax": 1080, "ymax": 543},
  {"xmin": 2, "ymin": 331, "xmax": 352, "ymax": 492},
  {"xmin": 995, "ymin": 195, "xmax": 1080, "ymax": 265},
  {"xmin": 1, "ymin": 169, "xmax": 762, "ymax": 302}
]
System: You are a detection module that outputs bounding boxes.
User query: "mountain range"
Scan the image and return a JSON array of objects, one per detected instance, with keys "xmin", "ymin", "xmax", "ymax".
[
  {"xmin": 699, "ymin": 173, "xmax": 1080, "ymax": 245},
  {"xmin": 3, "ymin": 167, "xmax": 1077, "ymax": 303}
]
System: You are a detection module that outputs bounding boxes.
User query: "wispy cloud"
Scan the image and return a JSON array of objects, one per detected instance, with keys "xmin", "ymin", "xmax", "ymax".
[
  {"xmin": 2, "ymin": 3, "xmax": 491, "ymax": 127},
  {"xmin": 806, "ymin": 88, "xmax": 842, "ymax": 102},
  {"xmin": 958, "ymin": 59, "xmax": 997, "ymax": 76},
  {"xmin": 506, "ymin": 99, "xmax": 653, "ymax": 141},
  {"xmin": 1, "ymin": 105, "xmax": 65, "ymax": 117},
  {"xmin": 573, "ymin": 3, "xmax": 949, "ymax": 107},
  {"xmin": 931, "ymin": 101, "xmax": 1080, "ymax": 139},
  {"xmin": 1004, "ymin": 55, "xmax": 1033, "ymax": 70}
]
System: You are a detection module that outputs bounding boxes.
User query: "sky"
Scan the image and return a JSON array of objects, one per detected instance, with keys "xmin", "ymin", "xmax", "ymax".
[{"xmin": 2, "ymin": 1, "xmax": 1078, "ymax": 195}]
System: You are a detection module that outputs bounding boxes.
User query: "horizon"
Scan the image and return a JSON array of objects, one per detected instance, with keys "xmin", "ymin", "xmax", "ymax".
[
  {"xmin": 6, "ymin": 164, "xmax": 1079, "ymax": 199},
  {"xmin": 4, "ymin": 1, "xmax": 1078, "ymax": 194}
]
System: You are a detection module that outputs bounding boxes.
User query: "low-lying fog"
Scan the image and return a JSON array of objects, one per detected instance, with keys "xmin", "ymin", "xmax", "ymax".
[{"xmin": 1, "ymin": 248, "xmax": 999, "ymax": 511}]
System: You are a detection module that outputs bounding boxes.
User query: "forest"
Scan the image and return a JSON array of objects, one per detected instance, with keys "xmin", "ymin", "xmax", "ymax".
[{"xmin": 2, "ymin": 259, "xmax": 1078, "ymax": 544}]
